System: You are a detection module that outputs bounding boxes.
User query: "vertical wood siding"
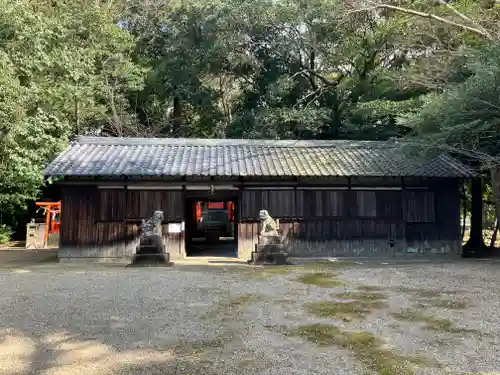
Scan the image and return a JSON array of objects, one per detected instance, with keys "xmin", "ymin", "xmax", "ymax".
[
  {"xmin": 60, "ymin": 180, "xmax": 460, "ymax": 259},
  {"xmin": 403, "ymin": 191, "xmax": 435, "ymax": 223},
  {"xmin": 238, "ymin": 184, "xmax": 459, "ymax": 257},
  {"xmin": 60, "ymin": 187, "xmax": 185, "ymax": 258},
  {"xmin": 124, "ymin": 190, "xmax": 183, "ymax": 221}
]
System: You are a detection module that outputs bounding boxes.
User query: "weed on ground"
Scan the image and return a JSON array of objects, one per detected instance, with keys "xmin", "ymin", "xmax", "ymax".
[
  {"xmin": 175, "ymin": 335, "xmax": 230, "ymax": 355},
  {"xmin": 285, "ymin": 323, "xmax": 430, "ymax": 375},
  {"xmin": 335, "ymin": 291, "xmax": 388, "ymax": 301},
  {"xmin": 357, "ymin": 285, "xmax": 387, "ymax": 292},
  {"xmin": 294, "ymin": 259, "xmax": 362, "ymax": 271},
  {"xmin": 416, "ymin": 298, "xmax": 469, "ymax": 310},
  {"xmin": 304, "ymin": 287, "xmax": 388, "ymax": 321},
  {"xmin": 395, "ymin": 286, "xmax": 464, "ymax": 298},
  {"xmin": 392, "ymin": 309, "xmax": 481, "ymax": 335},
  {"xmin": 203, "ymin": 293, "xmax": 261, "ymax": 321},
  {"xmin": 306, "ymin": 299, "xmax": 387, "ymax": 321}
]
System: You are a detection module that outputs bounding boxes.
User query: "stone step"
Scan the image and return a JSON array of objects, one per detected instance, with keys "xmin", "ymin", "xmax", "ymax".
[
  {"xmin": 135, "ymin": 245, "xmax": 166, "ymax": 254},
  {"xmin": 249, "ymin": 251, "xmax": 288, "ymax": 265},
  {"xmin": 129, "ymin": 253, "xmax": 173, "ymax": 267},
  {"xmin": 255, "ymin": 244, "xmax": 286, "ymax": 252}
]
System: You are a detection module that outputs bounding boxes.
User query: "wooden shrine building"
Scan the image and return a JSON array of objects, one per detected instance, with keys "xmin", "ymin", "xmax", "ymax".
[{"xmin": 44, "ymin": 136, "xmax": 476, "ymax": 262}]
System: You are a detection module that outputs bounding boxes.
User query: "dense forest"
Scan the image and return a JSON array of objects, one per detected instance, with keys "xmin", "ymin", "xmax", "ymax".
[{"xmin": 1, "ymin": 0, "xmax": 500, "ymax": 244}]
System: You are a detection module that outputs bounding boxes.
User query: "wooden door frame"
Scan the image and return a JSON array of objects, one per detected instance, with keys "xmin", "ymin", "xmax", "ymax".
[{"xmin": 183, "ymin": 190, "xmax": 241, "ymax": 257}]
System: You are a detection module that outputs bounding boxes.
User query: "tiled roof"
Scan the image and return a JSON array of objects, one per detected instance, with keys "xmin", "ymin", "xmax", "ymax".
[{"xmin": 44, "ymin": 136, "xmax": 476, "ymax": 178}]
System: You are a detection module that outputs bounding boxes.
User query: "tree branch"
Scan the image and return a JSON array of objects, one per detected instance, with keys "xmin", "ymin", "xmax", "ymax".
[
  {"xmin": 436, "ymin": 0, "xmax": 493, "ymax": 39},
  {"xmin": 364, "ymin": 1, "xmax": 494, "ymax": 40}
]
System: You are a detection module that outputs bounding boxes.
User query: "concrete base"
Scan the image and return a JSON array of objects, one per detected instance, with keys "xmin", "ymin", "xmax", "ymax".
[
  {"xmin": 130, "ymin": 252, "xmax": 173, "ymax": 267},
  {"xmin": 255, "ymin": 244, "xmax": 286, "ymax": 253},
  {"xmin": 248, "ymin": 252, "xmax": 288, "ymax": 265},
  {"xmin": 0, "ymin": 249, "xmax": 58, "ymax": 265},
  {"xmin": 285, "ymin": 239, "xmax": 463, "ymax": 258},
  {"xmin": 58, "ymin": 257, "xmax": 131, "ymax": 264}
]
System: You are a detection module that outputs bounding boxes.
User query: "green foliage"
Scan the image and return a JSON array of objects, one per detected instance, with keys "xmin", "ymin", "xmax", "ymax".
[
  {"xmin": 2, "ymin": 0, "xmax": 500, "ymax": 233},
  {"xmin": 1, "ymin": 109, "xmax": 68, "ymax": 212},
  {"xmin": 405, "ymin": 42, "xmax": 500, "ymax": 161},
  {"xmin": 0, "ymin": 0, "xmax": 146, "ymax": 225},
  {"xmin": 0, "ymin": 225, "xmax": 13, "ymax": 244}
]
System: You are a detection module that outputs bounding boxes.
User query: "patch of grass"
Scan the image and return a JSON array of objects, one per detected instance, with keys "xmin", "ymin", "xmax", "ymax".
[
  {"xmin": 357, "ymin": 285, "xmax": 386, "ymax": 292},
  {"xmin": 203, "ymin": 293, "xmax": 260, "ymax": 320},
  {"xmin": 297, "ymin": 259, "xmax": 362, "ymax": 271},
  {"xmin": 392, "ymin": 309, "xmax": 480, "ymax": 334},
  {"xmin": 305, "ymin": 288, "xmax": 388, "ymax": 321},
  {"xmin": 396, "ymin": 286, "xmax": 463, "ymax": 298},
  {"xmin": 237, "ymin": 265, "xmax": 296, "ymax": 280},
  {"xmin": 297, "ymin": 272, "xmax": 345, "ymax": 287},
  {"xmin": 335, "ymin": 291, "xmax": 387, "ymax": 301},
  {"xmin": 315, "ymin": 259, "xmax": 361, "ymax": 267},
  {"xmin": 239, "ymin": 260, "xmax": 360, "ymax": 280},
  {"xmin": 306, "ymin": 299, "xmax": 387, "ymax": 321},
  {"xmin": 260, "ymin": 266, "xmax": 293, "ymax": 274},
  {"xmin": 285, "ymin": 323, "xmax": 427, "ymax": 375},
  {"xmin": 416, "ymin": 298, "xmax": 469, "ymax": 310}
]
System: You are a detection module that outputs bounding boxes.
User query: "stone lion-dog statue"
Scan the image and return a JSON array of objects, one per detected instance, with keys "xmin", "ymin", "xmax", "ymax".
[{"xmin": 258, "ymin": 209, "xmax": 281, "ymax": 245}]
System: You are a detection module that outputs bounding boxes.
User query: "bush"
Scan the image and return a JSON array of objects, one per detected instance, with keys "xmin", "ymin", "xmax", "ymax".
[{"xmin": 0, "ymin": 224, "xmax": 13, "ymax": 244}]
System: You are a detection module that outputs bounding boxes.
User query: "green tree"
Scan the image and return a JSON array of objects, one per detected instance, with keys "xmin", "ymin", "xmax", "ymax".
[
  {"xmin": 0, "ymin": 0, "xmax": 146, "ymax": 240},
  {"xmin": 223, "ymin": 0, "xmax": 422, "ymax": 139},
  {"xmin": 0, "ymin": 0, "xmax": 147, "ymax": 136}
]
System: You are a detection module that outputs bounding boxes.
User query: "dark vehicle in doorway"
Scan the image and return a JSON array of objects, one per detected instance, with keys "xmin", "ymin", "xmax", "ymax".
[{"xmin": 197, "ymin": 209, "xmax": 232, "ymax": 243}]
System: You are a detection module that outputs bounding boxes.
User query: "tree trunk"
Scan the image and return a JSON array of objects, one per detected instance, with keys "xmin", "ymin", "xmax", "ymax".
[
  {"xmin": 109, "ymin": 82, "xmax": 121, "ymax": 136},
  {"xmin": 462, "ymin": 177, "xmax": 488, "ymax": 257},
  {"xmin": 74, "ymin": 97, "xmax": 80, "ymax": 136},
  {"xmin": 460, "ymin": 183, "xmax": 467, "ymax": 241},
  {"xmin": 172, "ymin": 96, "xmax": 183, "ymax": 136},
  {"xmin": 489, "ymin": 166, "xmax": 500, "ymax": 253},
  {"xmin": 490, "ymin": 219, "xmax": 499, "ymax": 250},
  {"xmin": 490, "ymin": 166, "xmax": 500, "ymax": 219}
]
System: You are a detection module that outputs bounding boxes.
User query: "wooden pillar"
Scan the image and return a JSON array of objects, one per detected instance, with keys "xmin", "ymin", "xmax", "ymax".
[{"xmin": 402, "ymin": 177, "xmax": 407, "ymax": 252}]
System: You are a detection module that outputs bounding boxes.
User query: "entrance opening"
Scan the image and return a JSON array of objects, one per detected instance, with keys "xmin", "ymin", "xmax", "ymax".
[{"xmin": 185, "ymin": 198, "xmax": 237, "ymax": 257}]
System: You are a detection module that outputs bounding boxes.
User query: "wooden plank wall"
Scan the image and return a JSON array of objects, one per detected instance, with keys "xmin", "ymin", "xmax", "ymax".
[
  {"xmin": 59, "ymin": 182, "xmax": 460, "ymax": 258},
  {"xmin": 406, "ymin": 185, "xmax": 460, "ymax": 242},
  {"xmin": 238, "ymin": 185, "xmax": 457, "ymax": 253},
  {"xmin": 60, "ymin": 187, "xmax": 185, "ymax": 257}
]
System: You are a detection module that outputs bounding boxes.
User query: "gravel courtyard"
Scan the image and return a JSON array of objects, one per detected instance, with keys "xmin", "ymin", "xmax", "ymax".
[{"xmin": 0, "ymin": 260, "xmax": 499, "ymax": 375}]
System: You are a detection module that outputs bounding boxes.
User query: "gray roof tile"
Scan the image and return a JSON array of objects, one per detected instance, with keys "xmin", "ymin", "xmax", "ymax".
[{"xmin": 44, "ymin": 136, "xmax": 476, "ymax": 178}]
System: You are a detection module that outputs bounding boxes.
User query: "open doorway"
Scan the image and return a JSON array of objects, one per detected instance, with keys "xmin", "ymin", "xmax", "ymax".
[{"xmin": 185, "ymin": 198, "xmax": 238, "ymax": 257}]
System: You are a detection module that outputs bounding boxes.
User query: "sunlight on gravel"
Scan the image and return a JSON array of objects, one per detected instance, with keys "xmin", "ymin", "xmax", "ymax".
[{"xmin": 0, "ymin": 260, "xmax": 498, "ymax": 375}]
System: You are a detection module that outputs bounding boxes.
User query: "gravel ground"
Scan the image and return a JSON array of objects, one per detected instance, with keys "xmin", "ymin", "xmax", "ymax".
[{"xmin": 0, "ymin": 260, "xmax": 499, "ymax": 375}]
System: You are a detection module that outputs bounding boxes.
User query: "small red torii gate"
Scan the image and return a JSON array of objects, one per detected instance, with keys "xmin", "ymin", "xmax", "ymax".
[{"xmin": 35, "ymin": 201, "xmax": 61, "ymax": 244}]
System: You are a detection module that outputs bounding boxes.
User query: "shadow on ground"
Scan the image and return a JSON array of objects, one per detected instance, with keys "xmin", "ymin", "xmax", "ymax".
[{"xmin": 0, "ymin": 265, "xmax": 246, "ymax": 375}]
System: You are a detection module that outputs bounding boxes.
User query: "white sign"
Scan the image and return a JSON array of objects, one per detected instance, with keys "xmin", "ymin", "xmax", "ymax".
[{"xmin": 168, "ymin": 223, "xmax": 182, "ymax": 233}]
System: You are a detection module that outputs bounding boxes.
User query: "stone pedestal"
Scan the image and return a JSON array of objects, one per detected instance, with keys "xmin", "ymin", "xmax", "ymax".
[
  {"xmin": 26, "ymin": 222, "xmax": 46, "ymax": 249},
  {"xmin": 249, "ymin": 243, "xmax": 289, "ymax": 265},
  {"xmin": 130, "ymin": 234, "xmax": 173, "ymax": 267}
]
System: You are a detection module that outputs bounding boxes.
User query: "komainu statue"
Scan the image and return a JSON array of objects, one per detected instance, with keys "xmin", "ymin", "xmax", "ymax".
[
  {"xmin": 131, "ymin": 210, "xmax": 172, "ymax": 266},
  {"xmin": 140, "ymin": 210, "xmax": 164, "ymax": 237},
  {"xmin": 250, "ymin": 209, "xmax": 288, "ymax": 265},
  {"xmin": 258, "ymin": 209, "xmax": 281, "ymax": 245}
]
